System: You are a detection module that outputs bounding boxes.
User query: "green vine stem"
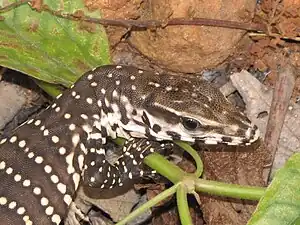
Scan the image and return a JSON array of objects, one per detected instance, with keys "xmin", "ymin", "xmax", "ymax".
[
  {"xmin": 174, "ymin": 141, "xmax": 203, "ymax": 177},
  {"xmin": 177, "ymin": 183, "xmax": 193, "ymax": 225},
  {"xmin": 144, "ymin": 152, "xmax": 186, "ymax": 183},
  {"xmin": 146, "ymin": 152, "xmax": 265, "ymax": 201},
  {"xmin": 195, "ymin": 178, "xmax": 265, "ymax": 201},
  {"xmin": 116, "ymin": 183, "xmax": 180, "ymax": 225}
]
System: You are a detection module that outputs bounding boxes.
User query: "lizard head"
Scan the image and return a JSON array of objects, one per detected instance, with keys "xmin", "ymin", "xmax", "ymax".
[
  {"xmin": 112, "ymin": 67, "xmax": 260, "ymax": 146},
  {"xmin": 91, "ymin": 65, "xmax": 259, "ymax": 146}
]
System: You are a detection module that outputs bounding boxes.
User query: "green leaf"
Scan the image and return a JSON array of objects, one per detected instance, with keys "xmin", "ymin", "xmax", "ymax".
[
  {"xmin": 0, "ymin": 0, "xmax": 110, "ymax": 88},
  {"xmin": 247, "ymin": 153, "xmax": 300, "ymax": 225}
]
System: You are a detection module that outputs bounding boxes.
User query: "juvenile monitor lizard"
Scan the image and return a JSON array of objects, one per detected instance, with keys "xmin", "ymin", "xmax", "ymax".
[{"xmin": 0, "ymin": 65, "xmax": 260, "ymax": 224}]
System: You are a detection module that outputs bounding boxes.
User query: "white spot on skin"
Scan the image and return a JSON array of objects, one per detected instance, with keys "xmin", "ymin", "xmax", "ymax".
[
  {"xmin": 63, "ymin": 195, "xmax": 72, "ymax": 206},
  {"xmin": 51, "ymin": 136, "xmax": 59, "ymax": 143},
  {"xmin": 0, "ymin": 197, "xmax": 7, "ymax": 205},
  {"xmin": 72, "ymin": 134, "xmax": 80, "ymax": 147},
  {"xmin": 34, "ymin": 120, "xmax": 41, "ymax": 126},
  {"xmin": 73, "ymin": 173, "xmax": 80, "ymax": 190},
  {"xmin": 80, "ymin": 143, "xmax": 87, "ymax": 154},
  {"xmin": 69, "ymin": 124, "xmax": 76, "ymax": 131},
  {"xmin": 18, "ymin": 140, "xmax": 26, "ymax": 148},
  {"xmin": 130, "ymin": 75, "xmax": 135, "ymax": 80},
  {"xmin": 93, "ymin": 114, "xmax": 100, "ymax": 120},
  {"xmin": 59, "ymin": 147, "xmax": 66, "ymax": 155},
  {"xmin": 0, "ymin": 138, "xmax": 7, "ymax": 144},
  {"xmin": 116, "ymin": 65, "xmax": 122, "ymax": 69},
  {"xmin": 65, "ymin": 152, "xmax": 75, "ymax": 174},
  {"xmin": 51, "ymin": 175, "xmax": 59, "ymax": 183},
  {"xmin": 51, "ymin": 214, "xmax": 61, "ymax": 224},
  {"xmin": 40, "ymin": 125, "xmax": 45, "ymax": 131},
  {"xmin": 44, "ymin": 165, "xmax": 52, "ymax": 173},
  {"xmin": 45, "ymin": 206, "xmax": 54, "ymax": 215},
  {"xmin": 23, "ymin": 215, "xmax": 33, "ymax": 225},
  {"xmin": 51, "ymin": 103, "xmax": 57, "ymax": 109},
  {"xmin": 6, "ymin": 167, "xmax": 13, "ymax": 174},
  {"xmin": 80, "ymin": 114, "xmax": 88, "ymax": 120},
  {"xmin": 91, "ymin": 82, "xmax": 97, "ymax": 87},
  {"xmin": 96, "ymin": 148, "xmax": 105, "ymax": 155},
  {"xmin": 75, "ymin": 95, "xmax": 80, "ymax": 99},
  {"xmin": 9, "ymin": 136, "xmax": 17, "ymax": 143},
  {"xmin": 8, "ymin": 201, "xmax": 16, "ymax": 209},
  {"xmin": 112, "ymin": 90, "xmax": 119, "ymax": 98},
  {"xmin": 87, "ymin": 74, "xmax": 93, "ymax": 80},
  {"xmin": 77, "ymin": 155, "xmax": 84, "ymax": 170},
  {"xmin": 35, "ymin": 156, "xmax": 43, "ymax": 164},
  {"xmin": 41, "ymin": 197, "xmax": 49, "ymax": 206},
  {"xmin": 23, "ymin": 179, "xmax": 31, "ymax": 187},
  {"xmin": 166, "ymin": 86, "xmax": 172, "ymax": 91},
  {"xmin": 57, "ymin": 183, "xmax": 66, "ymax": 194},
  {"xmin": 131, "ymin": 85, "xmax": 136, "ymax": 90},
  {"xmin": 28, "ymin": 152, "xmax": 34, "ymax": 158},
  {"xmin": 138, "ymin": 70, "xmax": 143, "ymax": 74},
  {"xmin": 64, "ymin": 113, "xmax": 71, "ymax": 119},
  {"xmin": 43, "ymin": 129, "xmax": 49, "ymax": 136},
  {"xmin": 101, "ymin": 88, "xmax": 106, "ymax": 94},
  {"xmin": 14, "ymin": 174, "xmax": 21, "ymax": 182},
  {"xmin": 33, "ymin": 187, "xmax": 41, "ymax": 195},
  {"xmin": 71, "ymin": 91, "xmax": 76, "ymax": 97},
  {"xmin": 17, "ymin": 207, "xmax": 26, "ymax": 215},
  {"xmin": 115, "ymin": 80, "xmax": 120, "ymax": 85},
  {"xmin": 107, "ymin": 73, "xmax": 113, "ymax": 78}
]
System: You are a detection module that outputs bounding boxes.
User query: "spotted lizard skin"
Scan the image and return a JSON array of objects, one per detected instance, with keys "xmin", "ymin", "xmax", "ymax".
[{"xmin": 0, "ymin": 65, "xmax": 260, "ymax": 225}]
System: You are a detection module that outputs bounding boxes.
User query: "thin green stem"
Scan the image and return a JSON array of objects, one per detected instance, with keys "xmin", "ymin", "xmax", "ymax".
[
  {"xmin": 195, "ymin": 178, "xmax": 265, "ymax": 201},
  {"xmin": 177, "ymin": 183, "xmax": 193, "ymax": 225},
  {"xmin": 144, "ymin": 152, "xmax": 187, "ymax": 183},
  {"xmin": 116, "ymin": 183, "xmax": 180, "ymax": 225},
  {"xmin": 174, "ymin": 141, "xmax": 203, "ymax": 177}
]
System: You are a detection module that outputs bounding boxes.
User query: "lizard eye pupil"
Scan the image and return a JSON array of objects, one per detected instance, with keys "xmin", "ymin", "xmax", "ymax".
[{"xmin": 182, "ymin": 117, "xmax": 200, "ymax": 130}]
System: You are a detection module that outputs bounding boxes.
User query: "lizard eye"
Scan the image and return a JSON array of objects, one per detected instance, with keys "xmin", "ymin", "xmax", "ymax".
[{"xmin": 182, "ymin": 117, "xmax": 201, "ymax": 131}]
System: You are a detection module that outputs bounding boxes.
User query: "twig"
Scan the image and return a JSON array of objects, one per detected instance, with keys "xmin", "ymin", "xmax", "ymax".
[
  {"xmin": 0, "ymin": 0, "xmax": 30, "ymax": 13},
  {"xmin": 264, "ymin": 63, "xmax": 296, "ymax": 179},
  {"xmin": 40, "ymin": 6, "xmax": 266, "ymax": 32}
]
